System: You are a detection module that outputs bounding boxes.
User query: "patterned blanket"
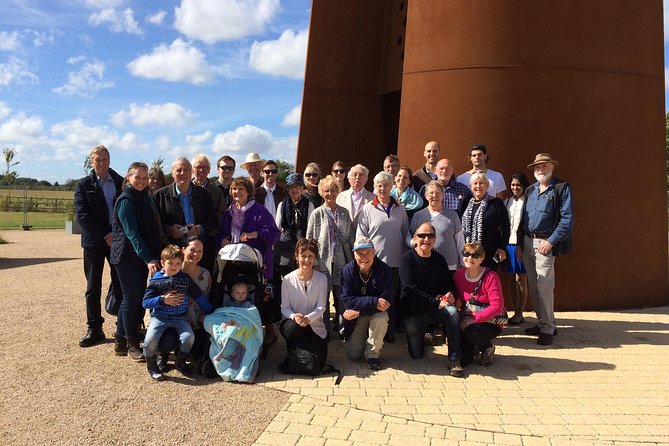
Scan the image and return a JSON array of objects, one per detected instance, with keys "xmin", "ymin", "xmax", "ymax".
[{"xmin": 203, "ymin": 306, "xmax": 263, "ymax": 383}]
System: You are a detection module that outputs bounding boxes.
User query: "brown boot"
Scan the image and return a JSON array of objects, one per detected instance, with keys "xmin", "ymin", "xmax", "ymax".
[{"xmin": 127, "ymin": 338, "xmax": 145, "ymax": 362}]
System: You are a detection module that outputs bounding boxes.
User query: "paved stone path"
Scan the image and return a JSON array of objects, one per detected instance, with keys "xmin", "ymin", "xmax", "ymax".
[{"xmin": 254, "ymin": 306, "xmax": 669, "ymax": 445}]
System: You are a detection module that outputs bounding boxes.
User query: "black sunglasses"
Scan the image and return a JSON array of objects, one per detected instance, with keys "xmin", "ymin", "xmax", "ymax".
[
  {"xmin": 462, "ymin": 252, "xmax": 482, "ymax": 259},
  {"xmin": 263, "ymin": 169, "xmax": 278, "ymax": 174},
  {"xmin": 415, "ymin": 233, "xmax": 435, "ymax": 239},
  {"xmin": 332, "ymin": 169, "xmax": 347, "ymax": 174},
  {"xmin": 305, "ymin": 173, "xmax": 319, "ymax": 178},
  {"xmin": 219, "ymin": 166, "xmax": 235, "ymax": 171}
]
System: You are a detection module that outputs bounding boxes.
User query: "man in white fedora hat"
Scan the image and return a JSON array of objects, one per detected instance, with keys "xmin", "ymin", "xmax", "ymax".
[
  {"xmin": 518, "ymin": 153, "xmax": 574, "ymax": 346},
  {"xmin": 240, "ymin": 152, "xmax": 265, "ymax": 190}
]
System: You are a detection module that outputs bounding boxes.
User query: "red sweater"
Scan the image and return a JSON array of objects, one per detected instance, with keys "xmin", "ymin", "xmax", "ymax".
[{"xmin": 453, "ymin": 268, "xmax": 506, "ymax": 325}]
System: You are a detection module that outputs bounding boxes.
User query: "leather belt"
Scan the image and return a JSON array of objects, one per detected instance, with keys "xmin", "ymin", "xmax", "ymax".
[{"xmin": 528, "ymin": 232, "xmax": 550, "ymax": 239}]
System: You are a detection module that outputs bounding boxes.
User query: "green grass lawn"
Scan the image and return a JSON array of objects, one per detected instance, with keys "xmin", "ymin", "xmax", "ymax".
[{"xmin": 0, "ymin": 211, "xmax": 66, "ymax": 229}]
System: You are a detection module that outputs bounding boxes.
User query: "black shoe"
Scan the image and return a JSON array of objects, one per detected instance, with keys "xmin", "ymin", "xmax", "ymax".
[
  {"xmin": 175, "ymin": 351, "xmax": 193, "ymax": 377},
  {"xmin": 146, "ymin": 357, "xmax": 164, "ymax": 381},
  {"xmin": 537, "ymin": 333, "xmax": 553, "ymax": 345},
  {"xmin": 113, "ymin": 334, "xmax": 128, "ymax": 356},
  {"xmin": 79, "ymin": 328, "xmax": 105, "ymax": 347},
  {"xmin": 525, "ymin": 325, "xmax": 558, "ymax": 336},
  {"xmin": 384, "ymin": 335, "xmax": 395, "ymax": 344},
  {"xmin": 366, "ymin": 358, "xmax": 381, "ymax": 371}
]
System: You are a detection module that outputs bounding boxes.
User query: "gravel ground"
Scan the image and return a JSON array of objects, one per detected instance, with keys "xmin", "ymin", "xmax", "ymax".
[{"xmin": 0, "ymin": 229, "xmax": 289, "ymax": 446}]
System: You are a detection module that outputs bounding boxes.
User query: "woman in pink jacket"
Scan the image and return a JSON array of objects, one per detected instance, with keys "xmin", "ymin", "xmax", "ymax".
[{"xmin": 453, "ymin": 242, "xmax": 506, "ymax": 368}]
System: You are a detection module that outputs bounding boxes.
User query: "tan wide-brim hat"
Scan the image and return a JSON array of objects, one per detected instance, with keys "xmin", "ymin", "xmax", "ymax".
[
  {"xmin": 240, "ymin": 152, "xmax": 265, "ymax": 170},
  {"xmin": 527, "ymin": 153, "xmax": 559, "ymax": 169}
]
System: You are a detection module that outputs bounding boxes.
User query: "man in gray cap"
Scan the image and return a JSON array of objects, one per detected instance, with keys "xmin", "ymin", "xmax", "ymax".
[
  {"xmin": 340, "ymin": 237, "xmax": 392, "ymax": 370},
  {"xmin": 518, "ymin": 153, "xmax": 574, "ymax": 346}
]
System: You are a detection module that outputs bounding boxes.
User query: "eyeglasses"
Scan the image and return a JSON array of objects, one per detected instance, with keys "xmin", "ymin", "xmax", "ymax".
[
  {"xmin": 263, "ymin": 169, "xmax": 278, "ymax": 174},
  {"xmin": 415, "ymin": 233, "xmax": 435, "ymax": 239},
  {"xmin": 305, "ymin": 173, "xmax": 319, "ymax": 178},
  {"xmin": 332, "ymin": 169, "xmax": 346, "ymax": 174},
  {"xmin": 462, "ymin": 252, "xmax": 482, "ymax": 259},
  {"xmin": 219, "ymin": 166, "xmax": 235, "ymax": 171}
]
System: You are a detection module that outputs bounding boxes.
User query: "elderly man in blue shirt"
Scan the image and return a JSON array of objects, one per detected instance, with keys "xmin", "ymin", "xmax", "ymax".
[{"xmin": 518, "ymin": 153, "xmax": 574, "ymax": 346}]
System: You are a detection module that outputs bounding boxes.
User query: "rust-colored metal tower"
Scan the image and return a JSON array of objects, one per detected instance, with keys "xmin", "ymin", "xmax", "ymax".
[{"xmin": 297, "ymin": 0, "xmax": 668, "ymax": 309}]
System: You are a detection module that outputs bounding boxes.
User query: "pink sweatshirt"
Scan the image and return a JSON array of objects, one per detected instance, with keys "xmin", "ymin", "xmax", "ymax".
[{"xmin": 453, "ymin": 267, "xmax": 506, "ymax": 325}]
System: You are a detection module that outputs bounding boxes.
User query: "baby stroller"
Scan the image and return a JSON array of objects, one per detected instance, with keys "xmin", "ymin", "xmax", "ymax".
[{"xmin": 201, "ymin": 244, "xmax": 266, "ymax": 382}]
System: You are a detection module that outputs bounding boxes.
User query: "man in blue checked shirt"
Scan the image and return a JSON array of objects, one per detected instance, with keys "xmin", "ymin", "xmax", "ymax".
[{"xmin": 518, "ymin": 153, "xmax": 574, "ymax": 346}]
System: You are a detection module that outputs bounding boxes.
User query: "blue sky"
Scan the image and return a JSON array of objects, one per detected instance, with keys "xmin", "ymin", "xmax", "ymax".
[
  {"xmin": 1, "ymin": 1, "xmax": 667, "ymax": 184},
  {"xmin": 0, "ymin": 0, "xmax": 310, "ymax": 183}
]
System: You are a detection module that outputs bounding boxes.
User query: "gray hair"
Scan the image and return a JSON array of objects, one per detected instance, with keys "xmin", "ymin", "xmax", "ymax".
[
  {"xmin": 171, "ymin": 157, "xmax": 192, "ymax": 170},
  {"xmin": 425, "ymin": 180, "xmax": 445, "ymax": 194},
  {"xmin": 469, "ymin": 171, "xmax": 489, "ymax": 186},
  {"xmin": 373, "ymin": 171, "xmax": 394, "ymax": 186},
  {"xmin": 348, "ymin": 163, "xmax": 369, "ymax": 179},
  {"xmin": 191, "ymin": 153, "xmax": 210, "ymax": 167}
]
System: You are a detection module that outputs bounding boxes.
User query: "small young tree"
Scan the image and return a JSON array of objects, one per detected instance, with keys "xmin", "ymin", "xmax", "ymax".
[
  {"xmin": 3, "ymin": 147, "xmax": 19, "ymax": 211},
  {"xmin": 275, "ymin": 159, "xmax": 295, "ymax": 183},
  {"xmin": 151, "ymin": 156, "xmax": 164, "ymax": 171},
  {"xmin": 83, "ymin": 155, "xmax": 92, "ymax": 175}
]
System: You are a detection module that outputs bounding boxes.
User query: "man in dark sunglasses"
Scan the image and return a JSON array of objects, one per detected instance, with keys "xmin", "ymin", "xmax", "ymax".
[
  {"xmin": 255, "ymin": 159, "xmax": 285, "ymax": 219},
  {"xmin": 214, "ymin": 155, "xmax": 236, "ymax": 209},
  {"xmin": 399, "ymin": 222, "xmax": 463, "ymax": 377}
]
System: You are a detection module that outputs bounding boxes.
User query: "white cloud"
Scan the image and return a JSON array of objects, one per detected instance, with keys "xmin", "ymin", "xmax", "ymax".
[
  {"xmin": 0, "ymin": 102, "xmax": 11, "ymax": 119},
  {"xmin": 52, "ymin": 61, "xmax": 114, "ymax": 97},
  {"xmin": 127, "ymin": 38, "xmax": 214, "ymax": 85},
  {"xmin": 67, "ymin": 55, "xmax": 86, "ymax": 65},
  {"xmin": 50, "ymin": 119, "xmax": 118, "ymax": 150},
  {"xmin": 212, "ymin": 124, "xmax": 273, "ymax": 154},
  {"xmin": 186, "ymin": 130, "xmax": 212, "ymax": 145},
  {"xmin": 30, "ymin": 29, "xmax": 58, "ymax": 47},
  {"xmin": 281, "ymin": 105, "xmax": 301, "ymax": 127},
  {"xmin": 146, "ymin": 10, "xmax": 167, "ymax": 25},
  {"xmin": 174, "ymin": 0, "xmax": 279, "ymax": 44},
  {"xmin": 249, "ymin": 28, "xmax": 308, "ymax": 79},
  {"xmin": 89, "ymin": 8, "xmax": 142, "ymax": 35},
  {"xmin": 0, "ymin": 31, "xmax": 21, "ymax": 52},
  {"xmin": 111, "ymin": 102, "xmax": 195, "ymax": 128},
  {"xmin": 0, "ymin": 113, "xmax": 45, "ymax": 141},
  {"xmin": 0, "ymin": 57, "xmax": 38, "ymax": 87}
]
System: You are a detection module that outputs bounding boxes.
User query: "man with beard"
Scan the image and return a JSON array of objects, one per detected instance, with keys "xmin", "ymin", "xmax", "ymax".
[{"xmin": 518, "ymin": 153, "xmax": 573, "ymax": 346}]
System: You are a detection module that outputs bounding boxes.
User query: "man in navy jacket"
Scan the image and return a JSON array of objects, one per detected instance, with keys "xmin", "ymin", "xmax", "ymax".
[
  {"xmin": 74, "ymin": 145, "xmax": 124, "ymax": 347},
  {"xmin": 340, "ymin": 238, "xmax": 392, "ymax": 371}
]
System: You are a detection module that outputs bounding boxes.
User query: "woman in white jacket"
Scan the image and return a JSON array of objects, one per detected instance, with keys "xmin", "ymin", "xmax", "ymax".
[{"xmin": 280, "ymin": 238, "xmax": 328, "ymax": 348}]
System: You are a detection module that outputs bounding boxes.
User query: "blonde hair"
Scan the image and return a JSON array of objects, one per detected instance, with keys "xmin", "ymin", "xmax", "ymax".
[{"xmin": 318, "ymin": 174, "xmax": 340, "ymax": 195}]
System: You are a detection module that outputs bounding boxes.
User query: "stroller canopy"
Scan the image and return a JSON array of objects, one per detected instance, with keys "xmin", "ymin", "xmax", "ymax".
[{"xmin": 216, "ymin": 243, "xmax": 264, "ymax": 283}]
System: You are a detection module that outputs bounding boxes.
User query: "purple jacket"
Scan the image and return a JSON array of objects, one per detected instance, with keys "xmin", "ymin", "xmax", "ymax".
[{"xmin": 217, "ymin": 202, "xmax": 280, "ymax": 280}]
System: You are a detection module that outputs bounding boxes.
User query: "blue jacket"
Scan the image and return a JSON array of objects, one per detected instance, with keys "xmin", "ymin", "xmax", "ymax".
[
  {"xmin": 143, "ymin": 271, "xmax": 213, "ymax": 318},
  {"xmin": 74, "ymin": 168, "xmax": 123, "ymax": 249},
  {"xmin": 340, "ymin": 257, "xmax": 392, "ymax": 337}
]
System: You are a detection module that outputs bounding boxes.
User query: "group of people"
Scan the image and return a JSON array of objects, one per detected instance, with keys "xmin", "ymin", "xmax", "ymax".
[{"xmin": 74, "ymin": 140, "xmax": 573, "ymax": 381}]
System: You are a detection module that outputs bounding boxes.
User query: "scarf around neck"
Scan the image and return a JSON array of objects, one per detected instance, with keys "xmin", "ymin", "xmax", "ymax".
[
  {"xmin": 230, "ymin": 198, "xmax": 255, "ymax": 243},
  {"xmin": 463, "ymin": 194, "xmax": 489, "ymax": 243}
]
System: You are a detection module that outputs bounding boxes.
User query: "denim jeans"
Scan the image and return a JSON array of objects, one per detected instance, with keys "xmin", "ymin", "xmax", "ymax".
[
  {"xmin": 143, "ymin": 316, "xmax": 195, "ymax": 359},
  {"xmin": 404, "ymin": 306, "xmax": 462, "ymax": 360},
  {"xmin": 114, "ymin": 256, "xmax": 147, "ymax": 339}
]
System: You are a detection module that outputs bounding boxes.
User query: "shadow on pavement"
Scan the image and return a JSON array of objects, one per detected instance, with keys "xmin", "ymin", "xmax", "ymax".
[{"xmin": 0, "ymin": 257, "xmax": 79, "ymax": 270}]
